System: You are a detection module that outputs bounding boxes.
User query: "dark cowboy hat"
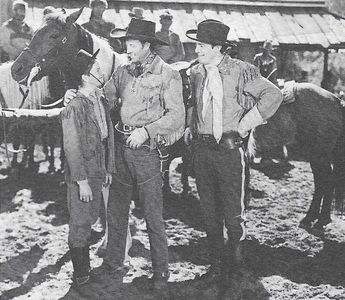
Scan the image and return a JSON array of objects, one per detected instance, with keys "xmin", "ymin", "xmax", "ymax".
[
  {"xmin": 75, "ymin": 48, "xmax": 100, "ymax": 75},
  {"xmin": 110, "ymin": 18, "xmax": 168, "ymax": 45},
  {"xmin": 186, "ymin": 19, "xmax": 235, "ymax": 46}
]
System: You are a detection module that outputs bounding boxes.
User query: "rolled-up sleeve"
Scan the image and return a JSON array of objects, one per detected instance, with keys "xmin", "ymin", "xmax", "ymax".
[
  {"xmin": 244, "ymin": 76, "xmax": 283, "ymax": 120},
  {"xmin": 145, "ymin": 69, "xmax": 185, "ymax": 138},
  {"xmin": 61, "ymin": 105, "xmax": 87, "ymax": 182}
]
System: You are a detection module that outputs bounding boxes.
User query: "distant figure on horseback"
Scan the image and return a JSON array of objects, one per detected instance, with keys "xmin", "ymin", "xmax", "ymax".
[{"xmin": 254, "ymin": 40, "xmax": 278, "ymax": 86}]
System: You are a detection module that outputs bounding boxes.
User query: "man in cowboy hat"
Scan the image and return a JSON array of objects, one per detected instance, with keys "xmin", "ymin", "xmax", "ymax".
[
  {"xmin": 128, "ymin": 7, "xmax": 144, "ymax": 19},
  {"xmin": 82, "ymin": 0, "xmax": 122, "ymax": 53},
  {"xmin": 0, "ymin": 0, "xmax": 33, "ymax": 62},
  {"xmin": 91, "ymin": 18, "xmax": 184, "ymax": 296},
  {"xmin": 185, "ymin": 19, "xmax": 282, "ymax": 290},
  {"xmin": 154, "ymin": 9, "xmax": 185, "ymax": 64},
  {"xmin": 254, "ymin": 39, "xmax": 278, "ymax": 86}
]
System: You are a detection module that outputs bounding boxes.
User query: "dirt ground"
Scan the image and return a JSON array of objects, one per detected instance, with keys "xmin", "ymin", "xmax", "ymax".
[{"xmin": 0, "ymin": 145, "xmax": 345, "ymax": 300}]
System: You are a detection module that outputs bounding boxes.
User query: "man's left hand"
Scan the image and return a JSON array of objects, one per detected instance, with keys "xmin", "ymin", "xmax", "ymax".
[{"xmin": 126, "ymin": 128, "xmax": 149, "ymax": 149}]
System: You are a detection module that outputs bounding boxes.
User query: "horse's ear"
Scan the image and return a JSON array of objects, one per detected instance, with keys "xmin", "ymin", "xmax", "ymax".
[{"xmin": 66, "ymin": 7, "xmax": 84, "ymax": 24}]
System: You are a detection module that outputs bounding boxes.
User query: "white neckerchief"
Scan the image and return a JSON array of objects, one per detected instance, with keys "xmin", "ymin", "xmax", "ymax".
[{"xmin": 202, "ymin": 64, "xmax": 223, "ymax": 143}]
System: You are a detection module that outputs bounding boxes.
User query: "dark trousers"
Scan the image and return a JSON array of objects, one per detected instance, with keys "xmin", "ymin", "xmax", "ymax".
[
  {"xmin": 104, "ymin": 142, "xmax": 169, "ymax": 274},
  {"xmin": 193, "ymin": 140, "xmax": 247, "ymax": 268},
  {"xmin": 67, "ymin": 178, "xmax": 103, "ymax": 248}
]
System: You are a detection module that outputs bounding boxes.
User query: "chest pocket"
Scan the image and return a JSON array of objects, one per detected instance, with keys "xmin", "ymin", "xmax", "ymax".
[{"xmin": 140, "ymin": 74, "xmax": 163, "ymax": 108}]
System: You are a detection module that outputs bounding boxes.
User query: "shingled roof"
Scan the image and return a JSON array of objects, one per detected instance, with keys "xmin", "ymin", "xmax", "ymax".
[{"xmin": 26, "ymin": 0, "xmax": 345, "ymax": 49}]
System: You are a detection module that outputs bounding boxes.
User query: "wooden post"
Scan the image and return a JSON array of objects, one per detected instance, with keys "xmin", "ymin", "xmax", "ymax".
[{"xmin": 321, "ymin": 49, "xmax": 329, "ymax": 89}]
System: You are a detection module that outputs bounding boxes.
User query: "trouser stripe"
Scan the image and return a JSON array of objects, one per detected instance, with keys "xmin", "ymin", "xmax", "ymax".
[{"xmin": 239, "ymin": 147, "xmax": 247, "ymax": 241}]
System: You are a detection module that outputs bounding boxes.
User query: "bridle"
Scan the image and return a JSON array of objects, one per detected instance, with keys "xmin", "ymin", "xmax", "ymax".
[
  {"xmin": 18, "ymin": 35, "xmax": 69, "ymax": 108},
  {"xmin": 22, "ymin": 35, "xmax": 68, "ymax": 72}
]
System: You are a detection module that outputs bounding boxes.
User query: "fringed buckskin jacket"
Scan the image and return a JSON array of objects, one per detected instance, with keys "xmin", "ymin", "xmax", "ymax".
[
  {"xmin": 187, "ymin": 54, "xmax": 283, "ymax": 135},
  {"xmin": 60, "ymin": 92, "xmax": 115, "ymax": 183},
  {"xmin": 102, "ymin": 52, "xmax": 185, "ymax": 148}
]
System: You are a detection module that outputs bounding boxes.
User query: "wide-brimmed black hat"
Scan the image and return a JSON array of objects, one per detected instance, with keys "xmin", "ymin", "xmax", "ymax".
[
  {"xmin": 110, "ymin": 18, "xmax": 168, "ymax": 45},
  {"xmin": 186, "ymin": 19, "xmax": 234, "ymax": 46}
]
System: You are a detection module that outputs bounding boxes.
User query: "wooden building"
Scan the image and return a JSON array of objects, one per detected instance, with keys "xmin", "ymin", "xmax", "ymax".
[{"xmin": 21, "ymin": 0, "xmax": 345, "ymax": 80}]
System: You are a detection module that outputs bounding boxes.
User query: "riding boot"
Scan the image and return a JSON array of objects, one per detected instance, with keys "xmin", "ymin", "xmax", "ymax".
[
  {"xmin": 227, "ymin": 236, "xmax": 257, "ymax": 300},
  {"xmin": 70, "ymin": 246, "xmax": 91, "ymax": 286},
  {"xmin": 82, "ymin": 245, "xmax": 91, "ymax": 274}
]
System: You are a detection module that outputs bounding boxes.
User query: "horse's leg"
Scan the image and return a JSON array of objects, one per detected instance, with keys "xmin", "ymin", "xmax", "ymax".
[
  {"xmin": 11, "ymin": 127, "xmax": 21, "ymax": 170},
  {"xmin": 299, "ymin": 160, "xmax": 324, "ymax": 228},
  {"xmin": 332, "ymin": 135, "xmax": 345, "ymax": 215},
  {"xmin": 48, "ymin": 130, "xmax": 56, "ymax": 173},
  {"xmin": 42, "ymin": 131, "xmax": 49, "ymax": 160},
  {"xmin": 59, "ymin": 137, "xmax": 65, "ymax": 173},
  {"xmin": 25, "ymin": 130, "xmax": 36, "ymax": 171},
  {"xmin": 180, "ymin": 149, "xmax": 191, "ymax": 196},
  {"xmin": 314, "ymin": 160, "xmax": 333, "ymax": 229}
]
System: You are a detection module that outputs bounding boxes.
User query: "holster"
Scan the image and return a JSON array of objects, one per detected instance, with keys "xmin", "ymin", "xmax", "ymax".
[
  {"xmin": 219, "ymin": 131, "xmax": 244, "ymax": 150},
  {"xmin": 157, "ymin": 142, "xmax": 170, "ymax": 176}
]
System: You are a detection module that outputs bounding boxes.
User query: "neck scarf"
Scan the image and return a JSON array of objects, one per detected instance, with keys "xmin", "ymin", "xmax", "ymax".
[{"xmin": 202, "ymin": 64, "xmax": 223, "ymax": 143}]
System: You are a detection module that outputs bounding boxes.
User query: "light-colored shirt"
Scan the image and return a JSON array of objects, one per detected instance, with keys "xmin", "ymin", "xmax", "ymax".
[
  {"xmin": 189, "ymin": 55, "xmax": 283, "ymax": 134},
  {"xmin": 101, "ymin": 52, "xmax": 185, "ymax": 146}
]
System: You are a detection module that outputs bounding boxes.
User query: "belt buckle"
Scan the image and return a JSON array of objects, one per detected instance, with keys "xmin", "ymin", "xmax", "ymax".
[{"xmin": 123, "ymin": 124, "xmax": 132, "ymax": 132}]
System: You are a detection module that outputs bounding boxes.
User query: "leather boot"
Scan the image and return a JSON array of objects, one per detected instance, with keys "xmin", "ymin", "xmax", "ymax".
[
  {"xmin": 70, "ymin": 246, "xmax": 90, "ymax": 286},
  {"xmin": 152, "ymin": 271, "xmax": 170, "ymax": 298}
]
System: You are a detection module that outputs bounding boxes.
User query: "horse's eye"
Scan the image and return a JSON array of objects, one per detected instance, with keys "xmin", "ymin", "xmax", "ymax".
[{"xmin": 50, "ymin": 33, "xmax": 60, "ymax": 39}]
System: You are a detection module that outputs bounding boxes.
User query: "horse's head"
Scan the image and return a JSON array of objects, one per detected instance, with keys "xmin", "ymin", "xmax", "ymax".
[{"xmin": 11, "ymin": 8, "xmax": 84, "ymax": 85}]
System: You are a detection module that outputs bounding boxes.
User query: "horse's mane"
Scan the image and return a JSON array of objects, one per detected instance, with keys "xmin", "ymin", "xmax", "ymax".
[
  {"xmin": 43, "ymin": 12, "xmax": 113, "ymax": 52},
  {"xmin": 43, "ymin": 12, "xmax": 68, "ymax": 26}
]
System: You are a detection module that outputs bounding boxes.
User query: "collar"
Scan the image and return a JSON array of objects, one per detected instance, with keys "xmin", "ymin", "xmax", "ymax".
[
  {"xmin": 126, "ymin": 51, "xmax": 160, "ymax": 77},
  {"xmin": 195, "ymin": 54, "xmax": 232, "ymax": 77},
  {"xmin": 89, "ymin": 17, "xmax": 106, "ymax": 24},
  {"xmin": 142, "ymin": 51, "xmax": 160, "ymax": 74}
]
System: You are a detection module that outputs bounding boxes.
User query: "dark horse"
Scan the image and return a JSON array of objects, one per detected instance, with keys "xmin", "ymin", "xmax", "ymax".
[
  {"xmin": 250, "ymin": 82, "xmax": 345, "ymax": 231},
  {"xmin": 10, "ymin": 8, "xmax": 125, "ymax": 169}
]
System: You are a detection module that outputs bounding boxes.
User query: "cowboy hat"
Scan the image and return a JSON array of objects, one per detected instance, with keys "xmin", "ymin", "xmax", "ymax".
[
  {"xmin": 128, "ymin": 7, "xmax": 144, "ymax": 19},
  {"xmin": 160, "ymin": 10, "xmax": 173, "ymax": 20},
  {"xmin": 89, "ymin": 0, "xmax": 108, "ymax": 9},
  {"xmin": 75, "ymin": 48, "xmax": 100, "ymax": 75},
  {"xmin": 110, "ymin": 18, "xmax": 168, "ymax": 45},
  {"xmin": 186, "ymin": 19, "xmax": 235, "ymax": 46},
  {"xmin": 12, "ymin": 0, "xmax": 28, "ymax": 10}
]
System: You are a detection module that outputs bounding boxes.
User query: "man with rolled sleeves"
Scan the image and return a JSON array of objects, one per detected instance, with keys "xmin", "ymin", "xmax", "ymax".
[
  {"xmin": 96, "ymin": 18, "xmax": 184, "ymax": 296},
  {"xmin": 185, "ymin": 19, "xmax": 283, "ymax": 290}
]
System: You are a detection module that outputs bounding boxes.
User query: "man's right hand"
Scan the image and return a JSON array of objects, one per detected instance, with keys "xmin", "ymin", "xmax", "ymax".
[
  {"xmin": 77, "ymin": 179, "xmax": 93, "ymax": 202},
  {"xmin": 63, "ymin": 89, "xmax": 77, "ymax": 106}
]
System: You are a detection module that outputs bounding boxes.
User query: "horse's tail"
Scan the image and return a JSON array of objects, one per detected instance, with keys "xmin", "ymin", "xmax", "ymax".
[{"xmin": 332, "ymin": 105, "xmax": 345, "ymax": 214}]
